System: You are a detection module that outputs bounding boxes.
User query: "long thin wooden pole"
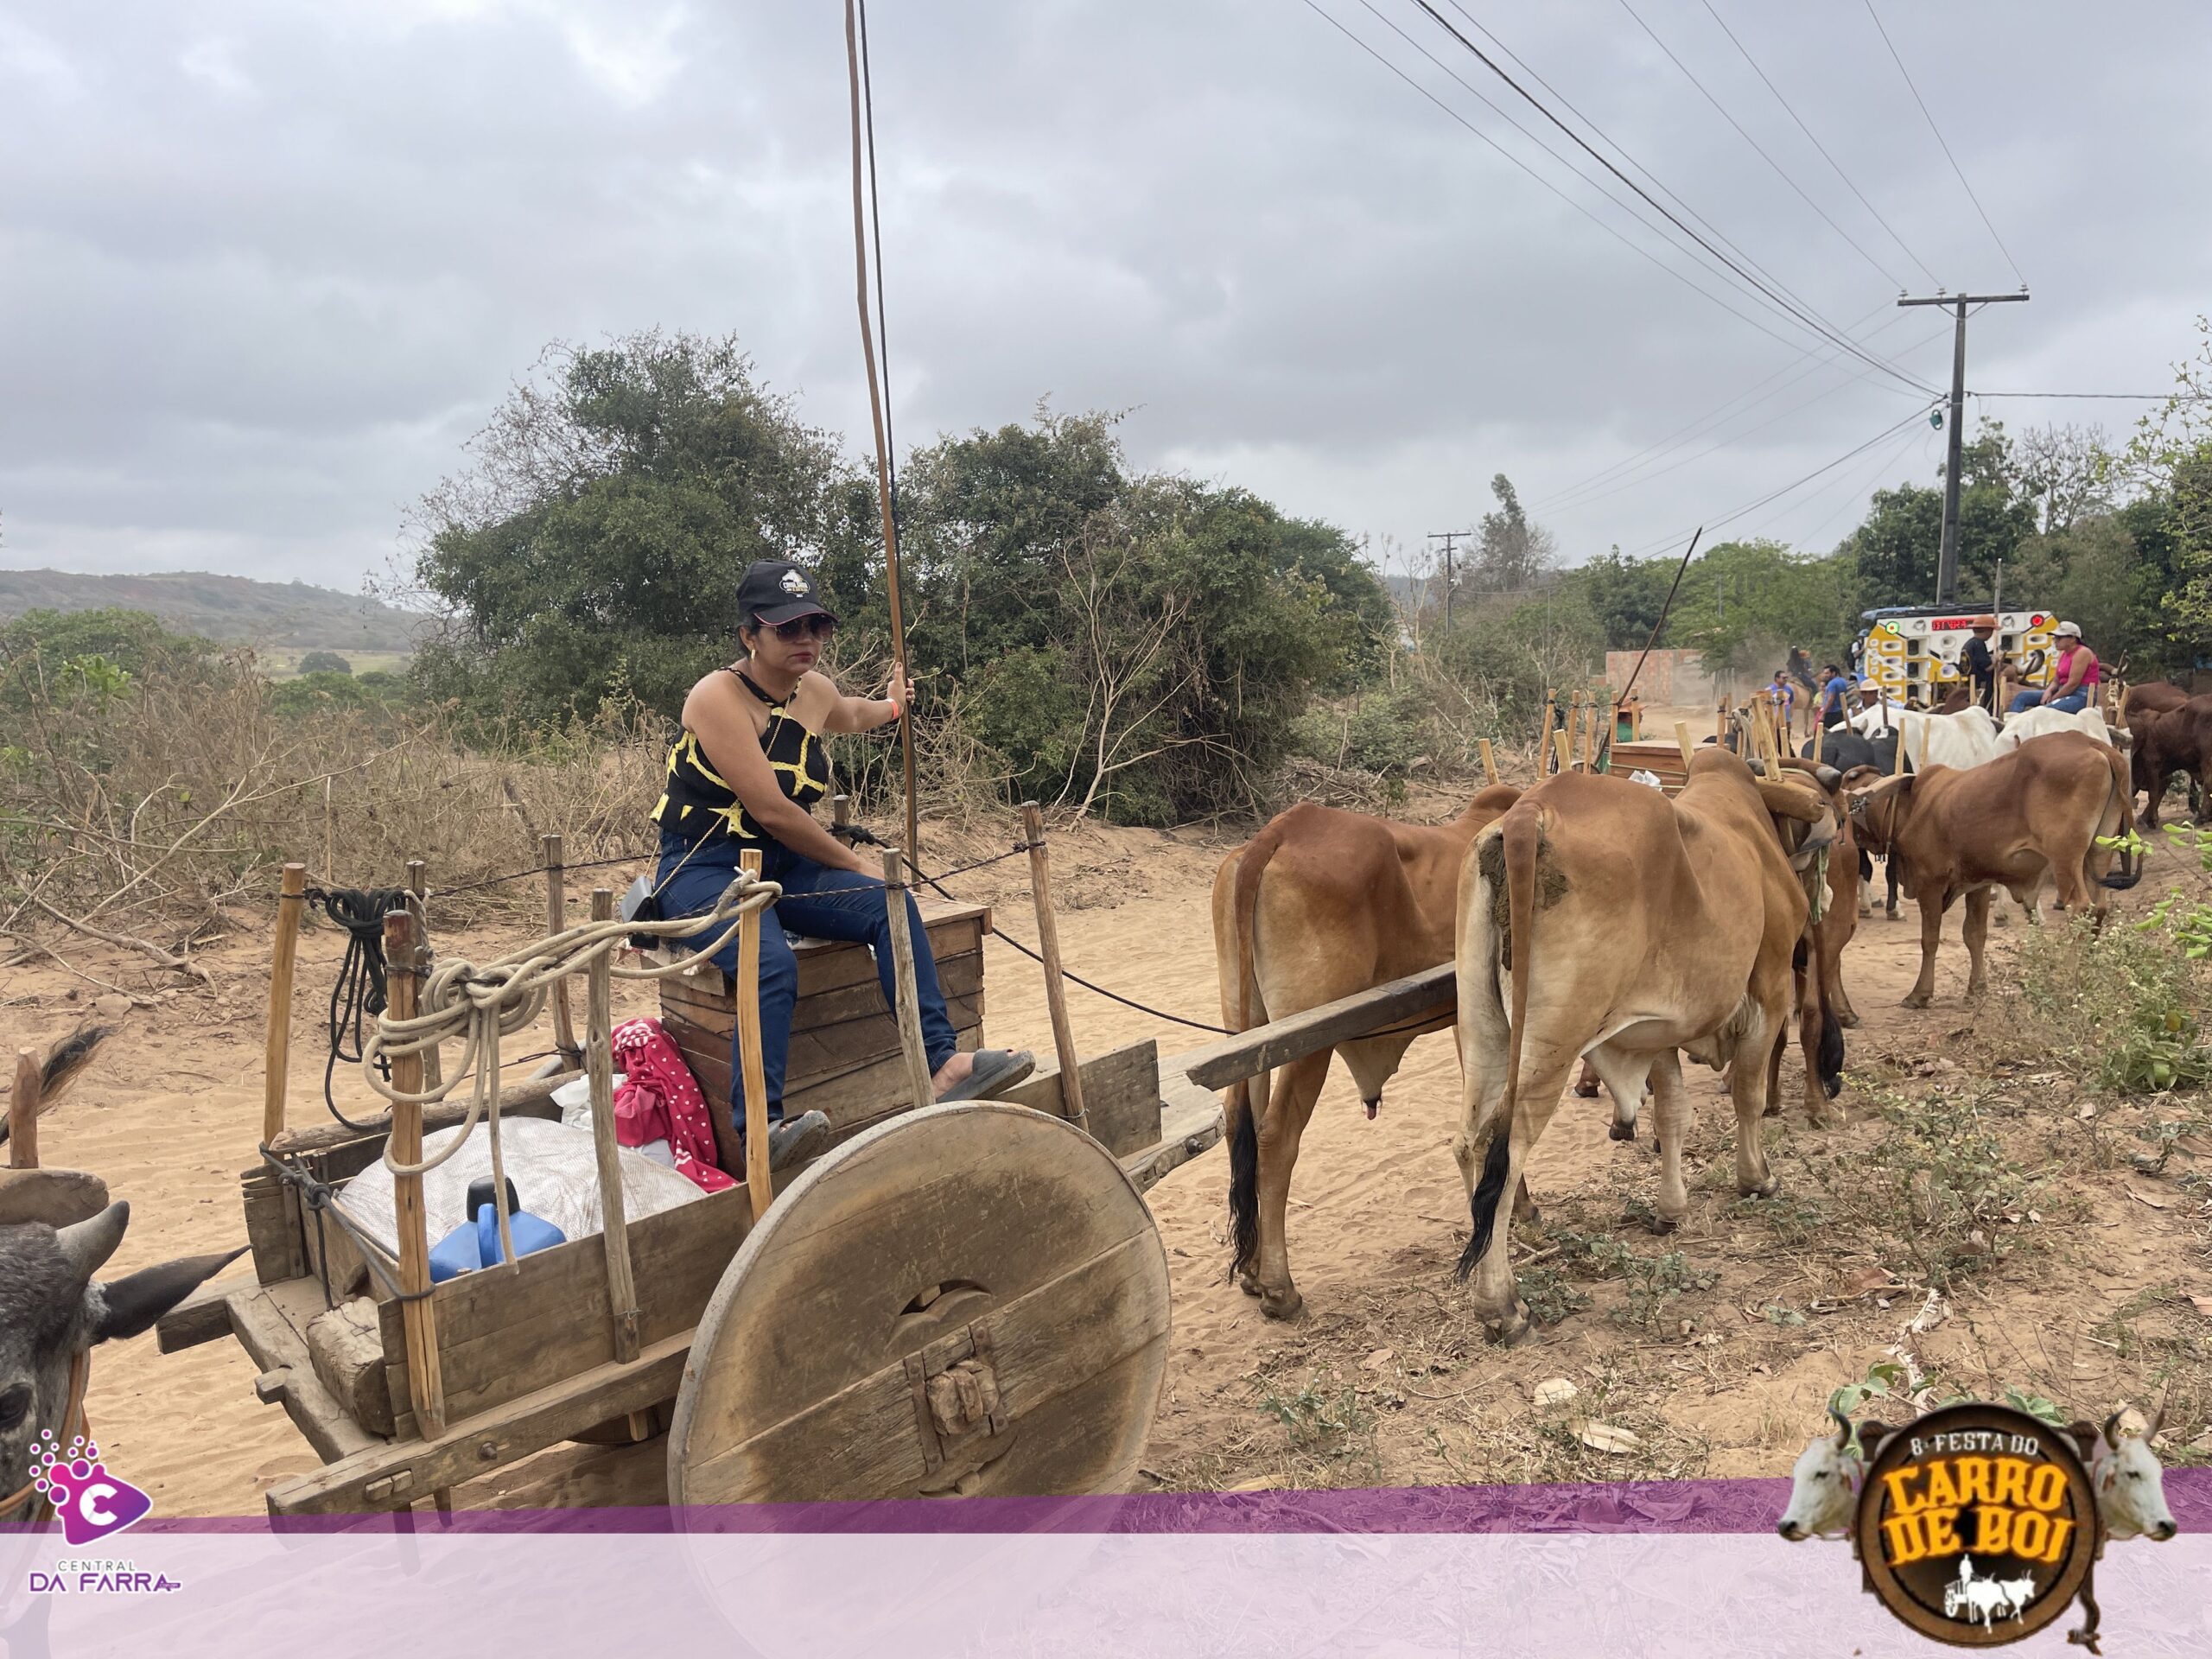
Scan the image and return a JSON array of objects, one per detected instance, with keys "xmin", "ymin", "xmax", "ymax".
[
  {"xmin": 543, "ymin": 835, "xmax": 581, "ymax": 1066},
  {"xmin": 1020, "ymin": 803, "xmax": 1088, "ymax": 1134},
  {"xmin": 321, "ymin": 778, "xmax": 334, "ymax": 886},
  {"xmin": 737, "ymin": 849, "xmax": 774, "ymax": 1219},
  {"xmin": 1550, "ymin": 728, "xmax": 1573, "ymax": 774},
  {"xmin": 10, "ymin": 1049, "xmax": 40, "ymax": 1170},
  {"xmin": 1540, "ymin": 690, "xmax": 1558, "ymax": 774},
  {"xmin": 1673, "ymin": 721, "xmax": 1697, "ymax": 774},
  {"xmin": 380, "ymin": 908, "xmax": 446, "ymax": 1444},
  {"xmin": 881, "ymin": 848, "xmax": 936, "ymax": 1115},
  {"xmin": 1478, "ymin": 738, "xmax": 1499, "ymax": 787},
  {"xmin": 585, "ymin": 887, "xmax": 648, "ymax": 1442},
  {"xmin": 261, "ymin": 862, "xmax": 308, "ymax": 1147},
  {"xmin": 844, "ymin": 0, "xmax": 918, "ymax": 862}
]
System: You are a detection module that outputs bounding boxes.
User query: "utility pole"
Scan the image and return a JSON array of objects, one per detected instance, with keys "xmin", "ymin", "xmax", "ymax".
[
  {"xmin": 1427, "ymin": 531, "xmax": 1468, "ymax": 632},
  {"xmin": 1897, "ymin": 289, "xmax": 2029, "ymax": 604}
]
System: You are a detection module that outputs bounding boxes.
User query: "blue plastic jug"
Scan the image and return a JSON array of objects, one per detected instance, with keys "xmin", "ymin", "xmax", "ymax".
[{"xmin": 427, "ymin": 1178, "xmax": 565, "ymax": 1281}]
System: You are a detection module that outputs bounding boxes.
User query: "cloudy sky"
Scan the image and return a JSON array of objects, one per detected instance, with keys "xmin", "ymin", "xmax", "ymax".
[{"xmin": 3, "ymin": 0, "xmax": 2207, "ymax": 598}]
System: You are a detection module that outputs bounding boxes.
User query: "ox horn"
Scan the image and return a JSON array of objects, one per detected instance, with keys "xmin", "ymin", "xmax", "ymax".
[
  {"xmin": 2103, "ymin": 1408, "xmax": 2129, "ymax": 1446},
  {"xmin": 54, "ymin": 1199, "xmax": 130, "ymax": 1284},
  {"xmin": 1829, "ymin": 1403, "xmax": 1854, "ymax": 1447}
]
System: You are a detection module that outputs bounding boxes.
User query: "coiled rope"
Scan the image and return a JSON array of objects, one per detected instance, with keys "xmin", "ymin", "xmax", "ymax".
[{"xmin": 359, "ymin": 869, "xmax": 779, "ymax": 1271}]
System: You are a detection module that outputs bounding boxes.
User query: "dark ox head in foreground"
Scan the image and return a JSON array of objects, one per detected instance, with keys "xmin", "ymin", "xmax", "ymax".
[{"xmin": 1, "ymin": 1204, "xmax": 240, "ymax": 1522}]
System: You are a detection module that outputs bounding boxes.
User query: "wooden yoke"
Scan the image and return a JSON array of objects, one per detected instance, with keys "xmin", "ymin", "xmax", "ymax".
[
  {"xmin": 380, "ymin": 907, "xmax": 447, "ymax": 1442},
  {"xmin": 261, "ymin": 862, "xmax": 308, "ymax": 1147},
  {"xmin": 1020, "ymin": 802, "xmax": 1088, "ymax": 1135},
  {"xmin": 737, "ymin": 849, "xmax": 773, "ymax": 1220}
]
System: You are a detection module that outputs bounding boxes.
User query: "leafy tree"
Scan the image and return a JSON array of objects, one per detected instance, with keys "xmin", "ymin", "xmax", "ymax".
[
  {"xmin": 1838, "ymin": 423, "xmax": 2037, "ymax": 603},
  {"xmin": 1562, "ymin": 549, "xmax": 1679, "ymax": 651},
  {"xmin": 2127, "ymin": 315, "xmax": 2212, "ymax": 664},
  {"xmin": 1663, "ymin": 539, "xmax": 1861, "ymax": 672},
  {"xmin": 1469, "ymin": 474, "xmax": 1557, "ymax": 595},
  {"xmin": 297, "ymin": 650, "xmax": 352, "ymax": 675},
  {"xmin": 408, "ymin": 329, "xmax": 860, "ymax": 722}
]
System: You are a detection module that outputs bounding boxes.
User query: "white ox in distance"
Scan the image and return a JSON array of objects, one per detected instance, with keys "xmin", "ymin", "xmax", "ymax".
[{"xmin": 1996, "ymin": 703, "xmax": 2126, "ymax": 754}]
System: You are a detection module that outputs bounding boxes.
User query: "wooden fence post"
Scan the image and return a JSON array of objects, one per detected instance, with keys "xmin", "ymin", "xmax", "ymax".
[
  {"xmin": 380, "ymin": 907, "xmax": 447, "ymax": 1446},
  {"xmin": 10, "ymin": 1049, "xmax": 40, "ymax": 1170},
  {"xmin": 881, "ymin": 849, "xmax": 937, "ymax": 1118},
  {"xmin": 543, "ymin": 835, "xmax": 581, "ymax": 1067},
  {"xmin": 737, "ymin": 849, "xmax": 774, "ymax": 1220},
  {"xmin": 262, "ymin": 862, "xmax": 308, "ymax": 1147},
  {"xmin": 1020, "ymin": 802, "xmax": 1088, "ymax": 1135}
]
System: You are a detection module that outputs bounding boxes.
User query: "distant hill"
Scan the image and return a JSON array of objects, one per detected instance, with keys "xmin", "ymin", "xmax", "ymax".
[{"xmin": 0, "ymin": 569, "xmax": 423, "ymax": 652}]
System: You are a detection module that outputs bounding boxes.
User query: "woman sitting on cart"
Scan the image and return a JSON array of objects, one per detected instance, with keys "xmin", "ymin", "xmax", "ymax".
[{"xmin": 651, "ymin": 559, "xmax": 1034, "ymax": 1171}]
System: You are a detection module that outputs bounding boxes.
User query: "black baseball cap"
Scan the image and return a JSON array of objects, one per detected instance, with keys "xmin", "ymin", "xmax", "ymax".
[{"xmin": 736, "ymin": 560, "xmax": 837, "ymax": 628}]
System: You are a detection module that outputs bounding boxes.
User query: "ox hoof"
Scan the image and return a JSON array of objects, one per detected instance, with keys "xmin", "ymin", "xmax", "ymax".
[
  {"xmin": 1836, "ymin": 1009, "xmax": 1860, "ymax": 1030},
  {"xmin": 1484, "ymin": 1309, "xmax": 1535, "ymax": 1347},
  {"xmin": 1607, "ymin": 1118, "xmax": 1637, "ymax": 1142},
  {"xmin": 1259, "ymin": 1287, "xmax": 1305, "ymax": 1322},
  {"xmin": 1236, "ymin": 1269, "xmax": 1262, "ymax": 1299},
  {"xmin": 1573, "ymin": 1080, "xmax": 1600, "ymax": 1099},
  {"xmin": 1737, "ymin": 1176, "xmax": 1779, "ymax": 1200},
  {"xmin": 1901, "ymin": 991, "xmax": 1931, "ymax": 1009},
  {"xmin": 1364, "ymin": 1099, "xmax": 1379, "ymax": 1121}
]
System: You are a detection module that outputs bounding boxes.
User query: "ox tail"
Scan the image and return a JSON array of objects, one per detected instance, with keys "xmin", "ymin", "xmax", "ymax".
[
  {"xmin": 1458, "ymin": 808, "xmax": 1537, "ymax": 1280},
  {"xmin": 1225, "ymin": 832, "xmax": 1281, "ymax": 1281},
  {"xmin": 1795, "ymin": 937, "xmax": 1845, "ymax": 1100},
  {"xmin": 2100, "ymin": 741, "xmax": 2143, "ymax": 891}
]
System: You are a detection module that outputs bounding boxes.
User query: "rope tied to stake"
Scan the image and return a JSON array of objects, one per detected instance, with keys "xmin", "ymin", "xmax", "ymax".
[
  {"xmin": 362, "ymin": 870, "xmax": 780, "ymax": 1273},
  {"xmin": 305, "ymin": 886, "xmax": 410, "ymax": 1132}
]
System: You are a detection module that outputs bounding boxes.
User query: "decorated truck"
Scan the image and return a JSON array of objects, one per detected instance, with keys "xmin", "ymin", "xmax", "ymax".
[{"xmin": 1853, "ymin": 605, "xmax": 2056, "ymax": 708}]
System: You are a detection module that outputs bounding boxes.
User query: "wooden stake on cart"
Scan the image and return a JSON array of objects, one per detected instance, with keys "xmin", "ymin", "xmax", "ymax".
[
  {"xmin": 10, "ymin": 1048, "xmax": 39, "ymax": 1170},
  {"xmin": 1582, "ymin": 694, "xmax": 1599, "ymax": 772},
  {"xmin": 1717, "ymin": 696, "xmax": 1730, "ymax": 744},
  {"xmin": 381, "ymin": 906, "xmax": 448, "ymax": 1444},
  {"xmin": 1540, "ymin": 690, "xmax": 1557, "ymax": 772},
  {"xmin": 1551, "ymin": 727, "xmax": 1573, "ymax": 774},
  {"xmin": 881, "ymin": 849, "xmax": 937, "ymax": 1120},
  {"xmin": 1020, "ymin": 802, "xmax": 1089, "ymax": 1135},
  {"xmin": 1478, "ymin": 738, "xmax": 1499, "ymax": 787},
  {"xmin": 1674, "ymin": 721, "xmax": 1697, "ymax": 774},
  {"xmin": 261, "ymin": 862, "xmax": 308, "ymax": 1147},
  {"xmin": 737, "ymin": 849, "xmax": 774, "ymax": 1221},
  {"xmin": 405, "ymin": 860, "xmax": 441, "ymax": 1090},
  {"xmin": 543, "ymin": 835, "xmax": 581, "ymax": 1067},
  {"xmin": 585, "ymin": 887, "xmax": 650, "ymax": 1440},
  {"xmin": 322, "ymin": 778, "xmax": 334, "ymax": 885}
]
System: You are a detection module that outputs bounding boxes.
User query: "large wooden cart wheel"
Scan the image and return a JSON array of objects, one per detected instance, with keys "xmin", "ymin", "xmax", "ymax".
[{"xmin": 667, "ymin": 1101, "xmax": 1171, "ymax": 1506}]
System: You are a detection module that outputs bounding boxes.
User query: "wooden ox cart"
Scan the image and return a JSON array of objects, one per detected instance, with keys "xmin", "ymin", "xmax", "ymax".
[{"xmin": 159, "ymin": 845, "xmax": 1224, "ymax": 1517}]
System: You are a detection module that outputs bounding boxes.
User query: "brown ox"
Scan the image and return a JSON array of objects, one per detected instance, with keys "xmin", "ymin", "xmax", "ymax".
[
  {"xmin": 2121, "ymin": 682, "xmax": 2191, "ymax": 728},
  {"xmin": 2131, "ymin": 696, "xmax": 2212, "ymax": 828},
  {"xmin": 1848, "ymin": 731, "xmax": 2141, "ymax": 1008},
  {"xmin": 1215, "ymin": 784, "xmax": 1522, "ymax": 1319},
  {"xmin": 1451, "ymin": 753, "xmax": 1840, "ymax": 1344}
]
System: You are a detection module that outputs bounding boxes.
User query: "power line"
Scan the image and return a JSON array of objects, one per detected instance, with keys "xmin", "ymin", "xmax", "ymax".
[
  {"xmin": 1614, "ymin": 405, "xmax": 1936, "ymax": 559},
  {"xmin": 1614, "ymin": 0, "xmax": 1904, "ymax": 289},
  {"xmin": 1860, "ymin": 0, "xmax": 2026, "ymax": 286},
  {"xmin": 1972, "ymin": 391, "xmax": 2199, "ymax": 403},
  {"xmin": 1532, "ymin": 302, "xmax": 1935, "ymax": 515},
  {"xmin": 1410, "ymin": 0, "xmax": 1936, "ymax": 394},
  {"xmin": 1301, "ymin": 0, "xmax": 1834, "ymax": 359},
  {"xmin": 1697, "ymin": 0, "xmax": 1937, "ymax": 288},
  {"xmin": 1547, "ymin": 315, "xmax": 1949, "ymax": 517},
  {"xmin": 1431, "ymin": 0, "xmax": 1927, "ymax": 391}
]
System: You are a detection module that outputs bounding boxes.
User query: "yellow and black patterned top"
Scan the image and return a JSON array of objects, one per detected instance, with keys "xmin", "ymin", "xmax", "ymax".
[{"xmin": 652, "ymin": 667, "xmax": 830, "ymax": 850}]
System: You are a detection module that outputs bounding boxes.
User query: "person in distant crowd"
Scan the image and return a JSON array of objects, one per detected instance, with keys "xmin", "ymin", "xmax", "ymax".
[
  {"xmin": 1766, "ymin": 667, "xmax": 1798, "ymax": 739},
  {"xmin": 1816, "ymin": 664, "xmax": 1853, "ymax": 730},
  {"xmin": 1786, "ymin": 645, "xmax": 1818, "ymax": 697},
  {"xmin": 1847, "ymin": 677, "xmax": 1897, "ymax": 736},
  {"xmin": 2010, "ymin": 620, "xmax": 2100, "ymax": 715},
  {"xmin": 1961, "ymin": 615, "xmax": 1999, "ymax": 712},
  {"xmin": 646, "ymin": 559, "xmax": 1033, "ymax": 1171}
]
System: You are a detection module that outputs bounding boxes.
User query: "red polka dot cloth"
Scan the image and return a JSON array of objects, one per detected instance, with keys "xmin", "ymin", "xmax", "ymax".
[{"xmin": 611, "ymin": 1016, "xmax": 736, "ymax": 1195}]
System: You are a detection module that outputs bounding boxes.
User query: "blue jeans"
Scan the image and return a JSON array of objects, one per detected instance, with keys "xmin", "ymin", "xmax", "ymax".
[
  {"xmin": 2010, "ymin": 690, "xmax": 2088, "ymax": 714},
  {"xmin": 655, "ymin": 835, "xmax": 959, "ymax": 1132}
]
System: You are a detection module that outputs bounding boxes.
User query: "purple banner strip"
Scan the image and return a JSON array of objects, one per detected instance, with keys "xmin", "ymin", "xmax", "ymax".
[{"xmin": 76, "ymin": 1467, "xmax": 2212, "ymax": 1538}]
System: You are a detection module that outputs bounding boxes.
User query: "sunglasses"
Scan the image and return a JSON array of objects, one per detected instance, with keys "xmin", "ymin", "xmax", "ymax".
[{"xmin": 758, "ymin": 613, "xmax": 836, "ymax": 643}]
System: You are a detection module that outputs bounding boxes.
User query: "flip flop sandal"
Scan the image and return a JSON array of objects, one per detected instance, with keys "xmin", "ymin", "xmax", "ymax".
[{"xmin": 938, "ymin": 1049, "xmax": 1036, "ymax": 1103}]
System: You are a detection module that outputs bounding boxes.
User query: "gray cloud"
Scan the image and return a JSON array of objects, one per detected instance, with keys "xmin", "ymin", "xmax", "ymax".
[{"xmin": 3, "ymin": 0, "xmax": 2207, "ymax": 594}]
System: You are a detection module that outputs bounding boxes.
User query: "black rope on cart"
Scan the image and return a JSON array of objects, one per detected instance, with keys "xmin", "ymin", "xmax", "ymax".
[
  {"xmin": 304, "ymin": 886, "xmax": 410, "ymax": 1132},
  {"xmin": 257, "ymin": 1145, "xmax": 437, "ymax": 1309}
]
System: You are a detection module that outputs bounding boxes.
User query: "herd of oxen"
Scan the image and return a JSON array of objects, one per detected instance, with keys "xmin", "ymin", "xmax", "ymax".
[{"xmin": 1211, "ymin": 682, "xmax": 2211, "ymax": 1332}]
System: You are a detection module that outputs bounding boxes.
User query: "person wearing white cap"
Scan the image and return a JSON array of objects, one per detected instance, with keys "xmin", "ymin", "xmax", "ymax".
[{"xmin": 2009, "ymin": 620, "xmax": 2100, "ymax": 715}]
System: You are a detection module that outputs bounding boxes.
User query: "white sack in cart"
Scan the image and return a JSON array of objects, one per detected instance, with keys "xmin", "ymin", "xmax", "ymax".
[{"xmin": 334, "ymin": 1115, "xmax": 707, "ymax": 1263}]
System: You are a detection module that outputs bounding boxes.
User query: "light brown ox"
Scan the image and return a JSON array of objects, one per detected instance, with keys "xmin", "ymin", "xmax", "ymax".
[
  {"xmin": 1214, "ymin": 784, "xmax": 1522, "ymax": 1319},
  {"xmin": 1452, "ymin": 752, "xmax": 1841, "ymax": 1344},
  {"xmin": 1847, "ymin": 730, "xmax": 2141, "ymax": 1009}
]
